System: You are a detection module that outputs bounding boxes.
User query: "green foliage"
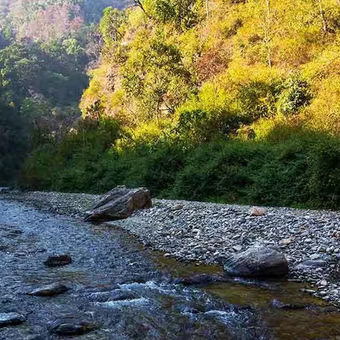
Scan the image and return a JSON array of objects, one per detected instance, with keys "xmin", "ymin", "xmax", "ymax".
[
  {"xmin": 99, "ymin": 7, "xmax": 126, "ymax": 47},
  {"xmin": 277, "ymin": 76, "xmax": 311, "ymax": 115},
  {"xmin": 0, "ymin": 102, "xmax": 30, "ymax": 185},
  {"xmin": 120, "ymin": 31, "xmax": 194, "ymax": 120},
  {"xmin": 152, "ymin": 0, "xmax": 199, "ymax": 29},
  {"xmin": 237, "ymin": 81, "xmax": 279, "ymax": 121},
  {"xmin": 22, "ymin": 117, "xmax": 340, "ymax": 209}
]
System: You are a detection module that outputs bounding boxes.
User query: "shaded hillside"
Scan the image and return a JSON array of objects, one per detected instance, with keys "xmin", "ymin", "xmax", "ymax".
[{"xmin": 0, "ymin": 0, "xmax": 131, "ymax": 184}]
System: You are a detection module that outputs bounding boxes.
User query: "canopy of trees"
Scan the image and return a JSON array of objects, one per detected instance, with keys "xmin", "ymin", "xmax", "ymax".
[{"xmin": 0, "ymin": 0, "xmax": 130, "ymax": 184}]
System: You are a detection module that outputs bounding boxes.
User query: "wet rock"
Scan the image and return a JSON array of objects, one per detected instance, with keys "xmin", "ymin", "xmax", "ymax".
[
  {"xmin": 249, "ymin": 207, "xmax": 266, "ymax": 216},
  {"xmin": 180, "ymin": 306, "xmax": 200, "ymax": 314},
  {"xmin": 28, "ymin": 283, "xmax": 69, "ymax": 296},
  {"xmin": 300, "ymin": 288, "xmax": 316, "ymax": 294},
  {"xmin": 0, "ymin": 312, "xmax": 26, "ymax": 328},
  {"xmin": 51, "ymin": 321, "xmax": 98, "ymax": 336},
  {"xmin": 44, "ymin": 254, "xmax": 72, "ymax": 267},
  {"xmin": 173, "ymin": 274, "xmax": 228, "ymax": 286},
  {"xmin": 223, "ymin": 246, "xmax": 289, "ymax": 278},
  {"xmin": 85, "ymin": 186, "xmax": 152, "ymax": 222},
  {"xmin": 88, "ymin": 290, "xmax": 136, "ymax": 303},
  {"xmin": 270, "ymin": 299, "xmax": 306, "ymax": 310}
]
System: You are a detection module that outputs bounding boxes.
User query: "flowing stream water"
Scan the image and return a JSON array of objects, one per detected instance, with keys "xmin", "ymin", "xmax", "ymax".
[{"xmin": 0, "ymin": 198, "xmax": 340, "ymax": 339}]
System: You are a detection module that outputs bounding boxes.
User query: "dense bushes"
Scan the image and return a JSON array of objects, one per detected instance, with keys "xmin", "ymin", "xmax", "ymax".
[
  {"xmin": 0, "ymin": 103, "xmax": 30, "ymax": 185},
  {"xmin": 22, "ymin": 117, "xmax": 340, "ymax": 209}
]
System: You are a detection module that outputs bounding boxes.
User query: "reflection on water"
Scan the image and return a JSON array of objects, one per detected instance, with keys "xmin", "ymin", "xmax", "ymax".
[{"xmin": 152, "ymin": 250, "xmax": 340, "ymax": 339}]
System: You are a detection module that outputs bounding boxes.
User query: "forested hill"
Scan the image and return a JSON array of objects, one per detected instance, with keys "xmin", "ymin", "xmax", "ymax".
[
  {"xmin": 0, "ymin": 0, "xmax": 130, "ymax": 184},
  {"xmin": 0, "ymin": 0, "xmax": 131, "ymax": 41},
  {"xmin": 1, "ymin": 0, "xmax": 339, "ymax": 210},
  {"xmin": 22, "ymin": 0, "xmax": 340, "ymax": 210}
]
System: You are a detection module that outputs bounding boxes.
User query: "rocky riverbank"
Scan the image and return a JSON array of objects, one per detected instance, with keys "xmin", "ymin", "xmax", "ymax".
[{"xmin": 3, "ymin": 190, "xmax": 340, "ymax": 306}]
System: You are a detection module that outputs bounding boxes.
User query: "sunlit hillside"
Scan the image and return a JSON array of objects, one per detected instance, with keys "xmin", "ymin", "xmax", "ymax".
[{"xmin": 5, "ymin": 0, "xmax": 340, "ymax": 209}]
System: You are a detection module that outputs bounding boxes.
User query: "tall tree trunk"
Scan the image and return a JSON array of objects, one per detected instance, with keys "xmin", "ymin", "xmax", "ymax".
[
  {"xmin": 317, "ymin": 0, "xmax": 328, "ymax": 36},
  {"xmin": 265, "ymin": 0, "xmax": 272, "ymax": 67},
  {"xmin": 206, "ymin": 0, "xmax": 210, "ymax": 18},
  {"xmin": 134, "ymin": 0, "xmax": 150, "ymax": 18}
]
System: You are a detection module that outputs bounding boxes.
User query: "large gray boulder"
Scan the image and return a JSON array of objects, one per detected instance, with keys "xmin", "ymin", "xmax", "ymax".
[
  {"xmin": 223, "ymin": 246, "xmax": 288, "ymax": 278},
  {"xmin": 85, "ymin": 186, "xmax": 152, "ymax": 222}
]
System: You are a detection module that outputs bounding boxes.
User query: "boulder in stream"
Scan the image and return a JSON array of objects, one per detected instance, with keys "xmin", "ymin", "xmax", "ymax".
[
  {"xmin": 173, "ymin": 274, "xmax": 229, "ymax": 286},
  {"xmin": 51, "ymin": 320, "xmax": 98, "ymax": 336},
  {"xmin": 223, "ymin": 246, "xmax": 289, "ymax": 278},
  {"xmin": 28, "ymin": 283, "xmax": 69, "ymax": 297},
  {"xmin": 44, "ymin": 254, "xmax": 72, "ymax": 267},
  {"xmin": 0, "ymin": 312, "xmax": 26, "ymax": 328},
  {"xmin": 85, "ymin": 186, "xmax": 152, "ymax": 222},
  {"xmin": 270, "ymin": 299, "xmax": 306, "ymax": 310}
]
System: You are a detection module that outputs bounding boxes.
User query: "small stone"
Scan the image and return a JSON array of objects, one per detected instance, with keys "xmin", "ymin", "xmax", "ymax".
[
  {"xmin": 310, "ymin": 253, "xmax": 320, "ymax": 260},
  {"xmin": 44, "ymin": 254, "xmax": 72, "ymax": 267},
  {"xmin": 295, "ymin": 260, "xmax": 327, "ymax": 270},
  {"xmin": 300, "ymin": 288, "xmax": 316, "ymax": 294},
  {"xmin": 319, "ymin": 280, "xmax": 328, "ymax": 287},
  {"xmin": 28, "ymin": 283, "xmax": 69, "ymax": 297},
  {"xmin": 279, "ymin": 239, "xmax": 292, "ymax": 247},
  {"xmin": 0, "ymin": 312, "xmax": 26, "ymax": 328},
  {"xmin": 249, "ymin": 207, "xmax": 266, "ymax": 216},
  {"xmin": 171, "ymin": 204, "xmax": 184, "ymax": 211},
  {"xmin": 233, "ymin": 245, "xmax": 242, "ymax": 252}
]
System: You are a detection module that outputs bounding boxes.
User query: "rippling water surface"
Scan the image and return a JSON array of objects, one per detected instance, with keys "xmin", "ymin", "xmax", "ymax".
[{"xmin": 0, "ymin": 198, "xmax": 339, "ymax": 339}]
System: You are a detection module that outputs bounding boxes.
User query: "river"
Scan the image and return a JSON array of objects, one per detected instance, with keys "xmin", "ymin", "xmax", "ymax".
[{"xmin": 0, "ymin": 198, "xmax": 340, "ymax": 339}]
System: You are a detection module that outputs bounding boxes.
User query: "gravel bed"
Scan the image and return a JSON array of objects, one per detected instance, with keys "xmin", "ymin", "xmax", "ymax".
[{"xmin": 3, "ymin": 190, "xmax": 340, "ymax": 305}]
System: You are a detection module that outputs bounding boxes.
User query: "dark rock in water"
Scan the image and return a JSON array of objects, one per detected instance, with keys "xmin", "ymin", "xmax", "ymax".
[
  {"xmin": 0, "ymin": 187, "xmax": 10, "ymax": 194},
  {"xmin": 51, "ymin": 321, "xmax": 98, "ymax": 336},
  {"xmin": 0, "ymin": 312, "xmax": 26, "ymax": 328},
  {"xmin": 85, "ymin": 186, "xmax": 152, "ymax": 222},
  {"xmin": 44, "ymin": 254, "xmax": 72, "ymax": 267},
  {"xmin": 307, "ymin": 305, "xmax": 339, "ymax": 313},
  {"xmin": 270, "ymin": 299, "xmax": 306, "ymax": 310},
  {"xmin": 28, "ymin": 283, "xmax": 69, "ymax": 296},
  {"xmin": 223, "ymin": 246, "xmax": 289, "ymax": 278},
  {"xmin": 173, "ymin": 274, "xmax": 228, "ymax": 286}
]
